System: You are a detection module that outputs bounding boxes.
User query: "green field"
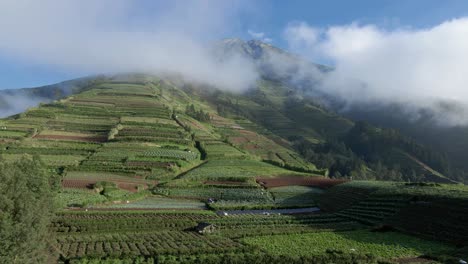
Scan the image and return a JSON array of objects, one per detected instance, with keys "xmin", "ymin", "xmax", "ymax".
[{"xmin": 243, "ymin": 230, "xmax": 453, "ymax": 259}]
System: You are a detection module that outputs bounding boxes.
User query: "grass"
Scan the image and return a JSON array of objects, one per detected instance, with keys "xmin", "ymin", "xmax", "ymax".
[
  {"xmin": 1, "ymin": 153, "xmax": 86, "ymax": 166},
  {"xmin": 242, "ymin": 230, "xmax": 454, "ymax": 259},
  {"xmin": 178, "ymin": 159, "xmax": 305, "ymax": 182},
  {"xmin": 269, "ymin": 186, "xmax": 323, "ymax": 206},
  {"xmin": 55, "ymin": 189, "xmax": 108, "ymax": 208},
  {"xmin": 94, "ymin": 196, "xmax": 206, "ymax": 209}
]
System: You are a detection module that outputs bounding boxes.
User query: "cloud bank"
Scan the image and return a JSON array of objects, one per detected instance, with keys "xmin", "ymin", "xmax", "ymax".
[
  {"xmin": 0, "ymin": 0, "xmax": 258, "ymax": 92},
  {"xmin": 284, "ymin": 18, "xmax": 468, "ymax": 125}
]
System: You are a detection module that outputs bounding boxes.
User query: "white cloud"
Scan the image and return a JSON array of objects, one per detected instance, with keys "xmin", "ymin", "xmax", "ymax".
[
  {"xmin": 0, "ymin": 0, "xmax": 259, "ymax": 92},
  {"xmin": 284, "ymin": 22, "xmax": 320, "ymax": 50},
  {"xmin": 284, "ymin": 18, "xmax": 468, "ymax": 125},
  {"xmin": 247, "ymin": 29, "xmax": 272, "ymax": 43},
  {"xmin": 248, "ymin": 30, "xmax": 265, "ymax": 39}
]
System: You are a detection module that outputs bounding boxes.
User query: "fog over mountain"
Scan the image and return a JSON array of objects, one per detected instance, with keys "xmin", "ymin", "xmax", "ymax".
[
  {"xmin": 2, "ymin": 1, "xmax": 468, "ymax": 125},
  {"xmin": 283, "ymin": 19, "xmax": 468, "ymax": 126},
  {"xmin": 0, "ymin": 0, "xmax": 258, "ymax": 92}
]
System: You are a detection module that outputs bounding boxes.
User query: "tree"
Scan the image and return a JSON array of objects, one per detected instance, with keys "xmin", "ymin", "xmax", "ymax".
[{"xmin": 0, "ymin": 156, "xmax": 55, "ymax": 263}]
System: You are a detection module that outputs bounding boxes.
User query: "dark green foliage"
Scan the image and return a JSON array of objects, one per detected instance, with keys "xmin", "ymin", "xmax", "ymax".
[
  {"xmin": 185, "ymin": 104, "xmax": 210, "ymax": 122},
  {"xmin": 345, "ymin": 122, "xmax": 449, "ymax": 175},
  {"xmin": 0, "ymin": 157, "xmax": 55, "ymax": 263},
  {"xmin": 293, "ymin": 121, "xmax": 450, "ymax": 182}
]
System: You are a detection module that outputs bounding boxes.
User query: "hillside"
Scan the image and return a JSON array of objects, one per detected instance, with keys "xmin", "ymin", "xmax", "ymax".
[
  {"xmin": 0, "ymin": 69, "xmax": 453, "ymax": 185},
  {"xmin": 0, "ymin": 74, "xmax": 327, "ymax": 208},
  {"xmin": 1, "ymin": 75, "xmax": 467, "ymax": 263}
]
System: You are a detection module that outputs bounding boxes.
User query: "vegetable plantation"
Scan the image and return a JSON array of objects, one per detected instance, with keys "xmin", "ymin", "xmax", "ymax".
[{"xmin": 1, "ymin": 77, "xmax": 467, "ymax": 263}]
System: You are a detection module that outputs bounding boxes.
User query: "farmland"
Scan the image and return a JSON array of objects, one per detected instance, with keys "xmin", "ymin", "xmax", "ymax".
[
  {"xmin": 1, "ymin": 75, "xmax": 467, "ymax": 263},
  {"xmin": 242, "ymin": 230, "xmax": 453, "ymax": 259}
]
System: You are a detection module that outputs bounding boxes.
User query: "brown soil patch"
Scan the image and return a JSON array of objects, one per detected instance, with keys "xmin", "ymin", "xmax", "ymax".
[
  {"xmin": 116, "ymin": 182, "xmax": 144, "ymax": 192},
  {"xmin": 230, "ymin": 136, "xmax": 249, "ymax": 144},
  {"xmin": 238, "ymin": 129, "xmax": 256, "ymax": 136},
  {"xmin": 244, "ymin": 144, "xmax": 259, "ymax": 150},
  {"xmin": 256, "ymin": 176, "xmax": 347, "ymax": 189},
  {"xmin": 62, "ymin": 179, "xmax": 96, "ymax": 189},
  {"xmin": 62, "ymin": 179, "xmax": 156, "ymax": 193}
]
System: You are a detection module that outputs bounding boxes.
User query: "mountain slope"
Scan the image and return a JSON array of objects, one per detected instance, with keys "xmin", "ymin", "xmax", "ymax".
[
  {"xmin": 0, "ymin": 38, "xmax": 457, "ymax": 184},
  {"xmin": 0, "ymin": 74, "xmax": 330, "ymax": 208}
]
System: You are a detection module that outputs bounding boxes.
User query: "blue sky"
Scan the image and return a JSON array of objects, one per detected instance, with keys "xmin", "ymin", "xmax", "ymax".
[{"xmin": 0, "ymin": 0, "xmax": 467, "ymax": 89}]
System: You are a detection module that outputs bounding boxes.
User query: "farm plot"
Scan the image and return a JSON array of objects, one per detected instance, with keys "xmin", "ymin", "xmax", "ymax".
[
  {"xmin": 80, "ymin": 142, "xmax": 199, "ymax": 178},
  {"xmin": 257, "ymin": 176, "xmax": 347, "ymax": 189},
  {"xmin": 0, "ymin": 129, "xmax": 29, "ymax": 139},
  {"xmin": 93, "ymin": 196, "xmax": 206, "ymax": 210},
  {"xmin": 0, "ymin": 153, "xmax": 86, "ymax": 166},
  {"xmin": 211, "ymin": 213, "xmax": 362, "ymax": 238},
  {"xmin": 55, "ymin": 231, "xmax": 242, "ymax": 259},
  {"xmin": 242, "ymin": 230, "xmax": 454, "ymax": 259},
  {"xmin": 55, "ymin": 189, "xmax": 108, "ymax": 208},
  {"xmin": 34, "ymin": 130, "xmax": 107, "ymax": 142},
  {"xmin": 154, "ymin": 187, "xmax": 273, "ymax": 202},
  {"xmin": 269, "ymin": 186, "xmax": 324, "ymax": 207},
  {"xmin": 115, "ymin": 124, "xmax": 190, "ymax": 145},
  {"xmin": 199, "ymin": 141, "xmax": 247, "ymax": 159},
  {"xmin": 180, "ymin": 160, "xmax": 303, "ymax": 182},
  {"xmin": 141, "ymin": 149, "xmax": 198, "ymax": 161},
  {"xmin": 63, "ymin": 171, "xmax": 156, "ymax": 192},
  {"xmin": 121, "ymin": 116, "xmax": 178, "ymax": 125},
  {"xmin": 318, "ymin": 181, "xmax": 398, "ymax": 212},
  {"xmin": 217, "ymin": 125, "xmax": 316, "ymax": 172},
  {"xmin": 334, "ymin": 195, "xmax": 411, "ymax": 225}
]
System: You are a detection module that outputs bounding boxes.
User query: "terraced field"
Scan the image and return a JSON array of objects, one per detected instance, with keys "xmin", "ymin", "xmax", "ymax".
[{"xmin": 2, "ymin": 76, "xmax": 468, "ymax": 263}]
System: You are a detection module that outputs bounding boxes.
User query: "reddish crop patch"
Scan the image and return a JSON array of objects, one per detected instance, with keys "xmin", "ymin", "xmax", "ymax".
[
  {"xmin": 62, "ymin": 179, "xmax": 96, "ymax": 189},
  {"xmin": 256, "ymin": 176, "xmax": 347, "ymax": 189},
  {"xmin": 230, "ymin": 136, "xmax": 249, "ymax": 144},
  {"xmin": 244, "ymin": 144, "xmax": 259, "ymax": 150},
  {"xmin": 238, "ymin": 129, "xmax": 256, "ymax": 136},
  {"xmin": 34, "ymin": 134, "xmax": 107, "ymax": 142},
  {"xmin": 62, "ymin": 178, "xmax": 156, "ymax": 192},
  {"xmin": 116, "ymin": 182, "xmax": 144, "ymax": 192}
]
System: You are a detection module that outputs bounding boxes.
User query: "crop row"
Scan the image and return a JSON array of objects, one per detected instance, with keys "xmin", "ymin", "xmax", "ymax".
[
  {"xmin": 56, "ymin": 231, "xmax": 242, "ymax": 259},
  {"xmin": 141, "ymin": 149, "xmax": 198, "ymax": 161},
  {"xmin": 114, "ymin": 136, "xmax": 192, "ymax": 145},
  {"xmin": 154, "ymin": 187, "xmax": 273, "ymax": 202},
  {"xmin": 1, "ymin": 147, "xmax": 92, "ymax": 155},
  {"xmin": 53, "ymin": 218, "xmax": 197, "ymax": 233}
]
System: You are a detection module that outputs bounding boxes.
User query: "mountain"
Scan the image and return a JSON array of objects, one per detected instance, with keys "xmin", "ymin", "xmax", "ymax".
[
  {"xmin": 0, "ymin": 76, "xmax": 105, "ymax": 117},
  {"xmin": 215, "ymin": 38, "xmax": 330, "ymax": 85},
  {"xmin": 344, "ymin": 103, "xmax": 468, "ymax": 182},
  {"xmin": 1, "ymin": 62, "xmax": 466, "ymax": 263},
  {"xmin": 0, "ymin": 39, "xmax": 463, "ymax": 183},
  {"xmin": 0, "ymin": 67, "xmax": 455, "ymax": 184}
]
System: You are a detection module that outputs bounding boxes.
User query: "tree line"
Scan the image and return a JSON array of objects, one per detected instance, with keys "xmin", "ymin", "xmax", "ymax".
[{"xmin": 0, "ymin": 155, "xmax": 56, "ymax": 263}]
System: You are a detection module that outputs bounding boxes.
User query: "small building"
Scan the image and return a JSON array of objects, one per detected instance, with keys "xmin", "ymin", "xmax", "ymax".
[{"xmin": 195, "ymin": 222, "xmax": 216, "ymax": 234}]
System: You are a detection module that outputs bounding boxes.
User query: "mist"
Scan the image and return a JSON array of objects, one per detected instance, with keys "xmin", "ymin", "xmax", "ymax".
[
  {"xmin": 0, "ymin": 93, "xmax": 48, "ymax": 117},
  {"xmin": 284, "ymin": 19, "xmax": 468, "ymax": 126},
  {"xmin": 0, "ymin": 0, "xmax": 258, "ymax": 92}
]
